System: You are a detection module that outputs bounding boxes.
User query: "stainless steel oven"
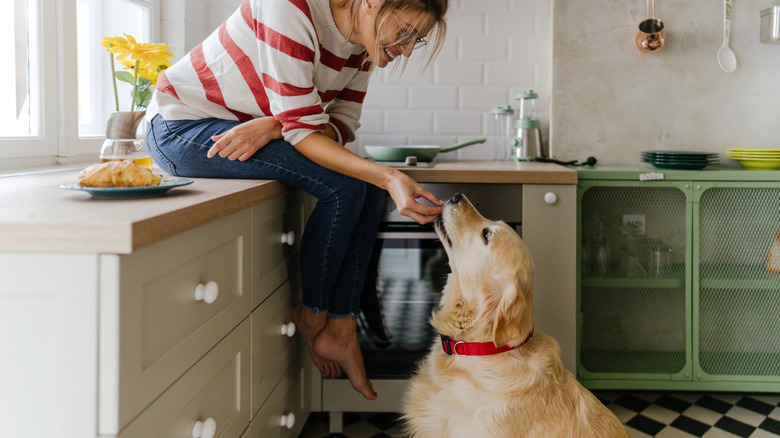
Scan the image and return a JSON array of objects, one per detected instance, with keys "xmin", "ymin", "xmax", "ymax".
[{"xmin": 357, "ymin": 183, "xmax": 524, "ymax": 378}]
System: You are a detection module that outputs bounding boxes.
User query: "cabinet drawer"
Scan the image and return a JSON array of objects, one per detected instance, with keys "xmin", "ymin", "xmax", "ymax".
[
  {"xmin": 252, "ymin": 191, "xmax": 306, "ymax": 308},
  {"xmin": 244, "ymin": 354, "xmax": 306, "ymax": 438},
  {"xmin": 250, "ymin": 277, "xmax": 304, "ymax": 416},
  {"xmin": 99, "ymin": 210, "xmax": 251, "ymax": 434},
  {"xmin": 118, "ymin": 319, "xmax": 251, "ymax": 438}
]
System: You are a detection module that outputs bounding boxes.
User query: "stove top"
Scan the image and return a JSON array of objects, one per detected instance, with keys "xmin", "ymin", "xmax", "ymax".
[{"xmin": 376, "ymin": 158, "xmax": 436, "ymax": 168}]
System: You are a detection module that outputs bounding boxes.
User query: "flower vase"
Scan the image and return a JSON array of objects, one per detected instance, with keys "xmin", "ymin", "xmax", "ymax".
[
  {"xmin": 105, "ymin": 111, "xmax": 146, "ymax": 139},
  {"xmin": 101, "ymin": 111, "xmax": 153, "ymax": 168}
]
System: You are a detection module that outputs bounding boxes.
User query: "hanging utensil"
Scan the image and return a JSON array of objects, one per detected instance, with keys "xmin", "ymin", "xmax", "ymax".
[
  {"xmin": 717, "ymin": 0, "xmax": 737, "ymax": 72},
  {"xmin": 636, "ymin": 0, "xmax": 666, "ymax": 53}
]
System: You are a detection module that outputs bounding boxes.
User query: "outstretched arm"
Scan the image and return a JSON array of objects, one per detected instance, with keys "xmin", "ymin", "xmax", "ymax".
[{"xmin": 294, "ymin": 132, "xmax": 443, "ymax": 224}]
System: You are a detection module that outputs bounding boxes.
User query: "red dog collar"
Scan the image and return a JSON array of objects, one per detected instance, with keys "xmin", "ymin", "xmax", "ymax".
[{"xmin": 440, "ymin": 329, "xmax": 534, "ymax": 356}]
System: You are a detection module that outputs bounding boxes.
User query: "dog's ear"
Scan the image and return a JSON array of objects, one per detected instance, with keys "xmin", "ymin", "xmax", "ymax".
[{"xmin": 490, "ymin": 274, "xmax": 527, "ymax": 347}]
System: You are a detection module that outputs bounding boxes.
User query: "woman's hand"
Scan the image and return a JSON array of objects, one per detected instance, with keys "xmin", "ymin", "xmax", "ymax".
[
  {"xmin": 207, "ymin": 116, "xmax": 283, "ymax": 161},
  {"xmin": 385, "ymin": 171, "xmax": 443, "ymax": 224}
]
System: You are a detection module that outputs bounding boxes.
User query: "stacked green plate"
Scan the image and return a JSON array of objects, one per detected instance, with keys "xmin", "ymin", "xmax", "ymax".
[
  {"xmin": 641, "ymin": 151, "xmax": 720, "ymax": 170},
  {"xmin": 726, "ymin": 148, "xmax": 780, "ymax": 170}
]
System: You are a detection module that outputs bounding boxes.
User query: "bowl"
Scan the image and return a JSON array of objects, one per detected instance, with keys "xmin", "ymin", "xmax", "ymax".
[{"xmin": 734, "ymin": 158, "xmax": 780, "ymax": 170}]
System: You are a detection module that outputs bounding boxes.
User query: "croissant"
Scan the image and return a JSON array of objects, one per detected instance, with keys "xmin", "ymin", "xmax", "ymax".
[{"xmin": 77, "ymin": 159, "xmax": 161, "ymax": 187}]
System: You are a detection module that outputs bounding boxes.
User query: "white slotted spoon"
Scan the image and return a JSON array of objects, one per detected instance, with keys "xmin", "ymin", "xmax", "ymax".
[{"xmin": 718, "ymin": 0, "xmax": 737, "ymax": 72}]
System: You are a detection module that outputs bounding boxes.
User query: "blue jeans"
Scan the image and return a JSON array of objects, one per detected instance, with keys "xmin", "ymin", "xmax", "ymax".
[{"xmin": 146, "ymin": 115, "xmax": 385, "ymax": 318}]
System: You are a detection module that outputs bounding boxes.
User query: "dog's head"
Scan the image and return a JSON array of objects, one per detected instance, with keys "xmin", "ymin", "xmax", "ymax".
[{"xmin": 432, "ymin": 193, "xmax": 534, "ymax": 347}]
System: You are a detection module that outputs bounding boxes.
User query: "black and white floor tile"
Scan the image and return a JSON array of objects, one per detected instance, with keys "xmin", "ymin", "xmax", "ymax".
[{"xmin": 298, "ymin": 392, "xmax": 780, "ymax": 438}]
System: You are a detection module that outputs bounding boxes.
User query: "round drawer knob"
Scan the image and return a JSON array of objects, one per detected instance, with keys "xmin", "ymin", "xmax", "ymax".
[
  {"xmin": 192, "ymin": 417, "xmax": 216, "ymax": 438},
  {"xmin": 544, "ymin": 192, "xmax": 558, "ymax": 205},
  {"xmin": 280, "ymin": 322, "xmax": 296, "ymax": 337},
  {"xmin": 281, "ymin": 231, "xmax": 296, "ymax": 246},
  {"xmin": 280, "ymin": 412, "xmax": 296, "ymax": 429},
  {"xmin": 194, "ymin": 281, "xmax": 219, "ymax": 304}
]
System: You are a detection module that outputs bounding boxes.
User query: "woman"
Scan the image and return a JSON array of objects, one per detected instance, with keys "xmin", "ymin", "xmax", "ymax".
[{"xmin": 145, "ymin": 0, "xmax": 448, "ymax": 400}]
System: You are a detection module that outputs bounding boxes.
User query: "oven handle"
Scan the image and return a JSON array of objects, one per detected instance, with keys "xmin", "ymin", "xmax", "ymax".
[{"xmin": 376, "ymin": 231, "xmax": 440, "ymax": 240}]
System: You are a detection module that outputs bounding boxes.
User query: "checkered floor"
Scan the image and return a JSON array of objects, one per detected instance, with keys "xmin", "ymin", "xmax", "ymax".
[{"xmin": 298, "ymin": 392, "xmax": 780, "ymax": 437}]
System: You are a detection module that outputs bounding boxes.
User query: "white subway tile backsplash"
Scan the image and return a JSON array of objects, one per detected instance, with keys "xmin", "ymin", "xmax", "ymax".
[
  {"xmin": 445, "ymin": 11, "xmax": 486, "ymax": 37},
  {"xmin": 168, "ymin": 0, "xmax": 551, "ymax": 160},
  {"xmin": 461, "ymin": 0, "xmax": 510, "ymax": 11},
  {"xmin": 510, "ymin": 37, "xmax": 549, "ymax": 61},
  {"xmin": 434, "ymin": 62, "xmax": 484, "ymax": 86},
  {"xmin": 460, "ymin": 87, "xmax": 513, "ymax": 111},
  {"xmin": 458, "ymin": 37, "xmax": 509, "ymax": 62},
  {"xmin": 486, "ymin": 13, "xmax": 535, "ymax": 38},
  {"xmin": 386, "ymin": 111, "xmax": 434, "ymax": 134},
  {"xmin": 384, "ymin": 63, "xmax": 435, "ymax": 86},
  {"xmin": 364, "ymin": 85, "xmax": 409, "ymax": 110},
  {"xmin": 485, "ymin": 62, "xmax": 535, "ymax": 87},
  {"xmin": 510, "ymin": 0, "xmax": 550, "ymax": 13},
  {"xmin": 359, "ymin": 110, "xmax": 384, "ymax": 134},
  {"xmin": 435, "ymin": 111, "xmax": 483, "ymax": 135},
  {"xmin": 410, "ymin": 87, "xmax": 458, "ymax": 110}
]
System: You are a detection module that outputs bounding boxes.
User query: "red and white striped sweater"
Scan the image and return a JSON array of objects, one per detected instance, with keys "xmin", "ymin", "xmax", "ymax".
[{"xmin": 146, "ymin": 0, "xmax": 371, "ymax": 146}]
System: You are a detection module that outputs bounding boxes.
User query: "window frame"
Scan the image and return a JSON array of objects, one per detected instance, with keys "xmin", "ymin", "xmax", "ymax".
[{"xmin": 0, "ymin": 0, "xmax": 159, "ymax": 171}]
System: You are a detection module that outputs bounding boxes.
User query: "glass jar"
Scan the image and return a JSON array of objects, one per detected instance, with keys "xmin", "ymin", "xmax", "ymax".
[
  {"xmin": 99, "ymin": 138, "xmax": 153, "ymax": 169},
  {"xmin": 490, "ymin": 105, "xmax": 515, "ymax": 161}
]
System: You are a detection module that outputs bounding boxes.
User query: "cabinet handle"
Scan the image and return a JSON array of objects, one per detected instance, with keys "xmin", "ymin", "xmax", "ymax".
[
  {"xmin": 544, "ymin": 192, "xmax": 557, "ymax": 205},
  {"xmin": 194, "ymin": 281, "xmax": 219, "ymax": 304},
  {"xmin": 281, "ymin": 231, "xmax": 296, "ymax": 246},
  {"xmin": 280, "ymin": 412, "xmax": 296, "ymax": 429},
  {"xmin": 280, "ymin": 321, "xmax": 296, "ymax": 337},
  {"xmin": 191, "ymin": 417, "xmax": 217, "ymax": 438}
]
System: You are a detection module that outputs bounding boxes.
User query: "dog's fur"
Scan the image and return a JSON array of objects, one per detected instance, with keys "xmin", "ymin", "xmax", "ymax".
[{"xmin": 402, "ymin": 194, "xmax": 630, "ymax": 438}]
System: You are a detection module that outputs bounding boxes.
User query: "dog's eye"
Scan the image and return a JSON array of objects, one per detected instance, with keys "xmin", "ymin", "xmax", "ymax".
[{"xmin": 482, "ymin": 228, "xmax": 491, "ymax": 245}]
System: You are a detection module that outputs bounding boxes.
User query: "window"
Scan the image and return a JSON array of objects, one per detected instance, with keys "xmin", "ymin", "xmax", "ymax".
[{"xmin": 0, "ymin": 0, "xmax": 157, "ymax": 170}]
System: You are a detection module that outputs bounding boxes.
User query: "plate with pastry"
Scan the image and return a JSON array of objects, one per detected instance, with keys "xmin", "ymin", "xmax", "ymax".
[{"xmin": 60, "ymin": 159, "xmax": 193, "ymax": 199}]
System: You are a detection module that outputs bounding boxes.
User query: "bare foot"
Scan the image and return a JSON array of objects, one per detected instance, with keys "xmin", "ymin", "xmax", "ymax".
[
  {"xmin": 313, "ymin": 317, "xmax": 377, "ymax": 400},
  {"xmin": 293, "ymin": 305, "xmax": 342, "ymax": 378}
]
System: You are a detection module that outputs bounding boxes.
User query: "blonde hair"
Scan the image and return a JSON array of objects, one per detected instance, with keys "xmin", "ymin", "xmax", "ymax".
[{"xmin": 336, "ymin": 0, "xmax": 449, "ymax": 71}]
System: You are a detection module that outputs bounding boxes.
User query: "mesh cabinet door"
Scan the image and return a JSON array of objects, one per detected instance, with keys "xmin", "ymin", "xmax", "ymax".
[
  {"xmin": 696, "ymin": 184, "xmax": 780, "ymax": 381},
  {"xmin": 578, "ymin": 183, "xmax": 690, "ymax": 382}
]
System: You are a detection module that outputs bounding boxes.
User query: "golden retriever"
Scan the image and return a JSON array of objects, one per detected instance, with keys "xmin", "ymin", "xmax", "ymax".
[{"xmin": 402, "ymin": 193, "xmax": 630, "ymax": 438}]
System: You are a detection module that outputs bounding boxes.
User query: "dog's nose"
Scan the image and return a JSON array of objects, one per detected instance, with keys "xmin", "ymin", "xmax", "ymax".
[{"xmin": 450, "ymin": 193, "xmax": 462, "ymax": 204}]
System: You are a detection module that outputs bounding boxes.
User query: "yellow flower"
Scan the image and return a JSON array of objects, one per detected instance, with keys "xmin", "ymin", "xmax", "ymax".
[
  {"xmin": 118, "ymin": 58, "xmax": 162, "ymax": 85},
  {"xmin": 101, "ymin": 33, "xmax": 174, "ymax": 111},
  {"xmin": 101, "ymin": 33, "xmax": 173, "ymax": 72}
]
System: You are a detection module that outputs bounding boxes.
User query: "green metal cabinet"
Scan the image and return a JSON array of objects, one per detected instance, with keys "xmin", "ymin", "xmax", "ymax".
[{"xmin": 577, "ymin": 168, "xmax": 780, "ymax": 392}]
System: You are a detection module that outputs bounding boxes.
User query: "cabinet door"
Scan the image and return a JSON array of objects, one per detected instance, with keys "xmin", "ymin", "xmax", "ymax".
[
  {"xmin": 577, "ymin": 181, "xmax": 692, "ymax": 385},
  {"xmin": 100, "ymin": 209, "xmax": 252, "ymax": 435},
  {"xmin": 118, "ymin": 320, "xmax": 250, "ymax": 438},
  {"xmin": 523, "ymin": 184, "xmax": 577, "ymax": 371},
  {"xmin": 694, "ymin": 182, "xmax": 780, "ymax": 384},
  {"xmin": 251, "ymin": 191, "xmax": 307, "ymax": 309}
]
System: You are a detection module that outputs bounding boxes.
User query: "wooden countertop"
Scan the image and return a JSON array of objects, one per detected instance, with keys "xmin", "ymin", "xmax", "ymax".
[{"xmin": 0, "ymin": 160, "xmax": 575, "ymax": 254}]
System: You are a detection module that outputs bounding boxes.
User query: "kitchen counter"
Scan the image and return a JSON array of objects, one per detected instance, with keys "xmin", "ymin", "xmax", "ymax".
[{"xmin": 0, "ymin": 160, "xmax": 575, "ymax": 253}]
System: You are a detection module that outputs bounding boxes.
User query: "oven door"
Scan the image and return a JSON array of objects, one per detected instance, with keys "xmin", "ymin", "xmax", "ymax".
[{"xmin": 358, "ymin": 223, "xmax": 448, "ymax": 379}]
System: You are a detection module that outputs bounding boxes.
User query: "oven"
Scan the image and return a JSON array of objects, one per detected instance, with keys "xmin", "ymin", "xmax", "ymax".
[{"xmin": 357, "ymin": 183, "xmax": 524, "ymax": 379}]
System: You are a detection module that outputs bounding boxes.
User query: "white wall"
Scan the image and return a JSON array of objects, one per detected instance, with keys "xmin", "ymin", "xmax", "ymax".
[
  {"xmin": 552, "ymin": 0, "xmax": 780, "ymax": 166},
  {"xmin": 159, "ymin": 0, "xmax": 552, "ymax": 160}
]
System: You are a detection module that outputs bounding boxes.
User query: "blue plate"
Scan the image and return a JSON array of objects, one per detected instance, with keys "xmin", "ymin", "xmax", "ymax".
[{"xmin": 59, "ymin": 177, "xmax": 194, "ymax": 199}]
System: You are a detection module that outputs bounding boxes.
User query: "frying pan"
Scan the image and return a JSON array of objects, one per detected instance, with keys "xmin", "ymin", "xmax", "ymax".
[{"xmin": 364, "ymin": 138, "xmax": 486, "ymax": 162}]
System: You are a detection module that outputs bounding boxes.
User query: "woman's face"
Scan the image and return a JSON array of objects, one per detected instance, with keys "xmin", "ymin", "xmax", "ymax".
[{"xmin": 363, "ymin": 7, "xmax": 437, "ymax": 68}]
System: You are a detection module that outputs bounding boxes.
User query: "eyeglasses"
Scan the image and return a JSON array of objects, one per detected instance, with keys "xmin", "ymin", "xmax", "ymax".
[{"xmin": 390, "ymin": 14, "xmax": 428, "ymax": 50}]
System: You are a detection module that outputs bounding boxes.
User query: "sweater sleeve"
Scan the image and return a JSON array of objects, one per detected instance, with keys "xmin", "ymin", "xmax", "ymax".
[
  {"xmin": 325, "ymin": 66, "xmax": 370, "ymax": 145},
  {"xmin": 251, "ymin": 0, "xmax": 328, "ymax": 145}
]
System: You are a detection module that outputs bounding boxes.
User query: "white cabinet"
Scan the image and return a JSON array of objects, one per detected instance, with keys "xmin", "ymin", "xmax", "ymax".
[
  {"xmin": 0, "ymin": 254, "xmax": 99, "ymax": 438},
  {"xmin": 99, "ymin": 209, "xmax": 252, "ymax": 434},
  {"xmin": 117, "ymin": 319, "xmax": 251, "ymax": 438},
  {"xmin": 0, "ymin": 190, "xmax": 311, "ymax": 438}
]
